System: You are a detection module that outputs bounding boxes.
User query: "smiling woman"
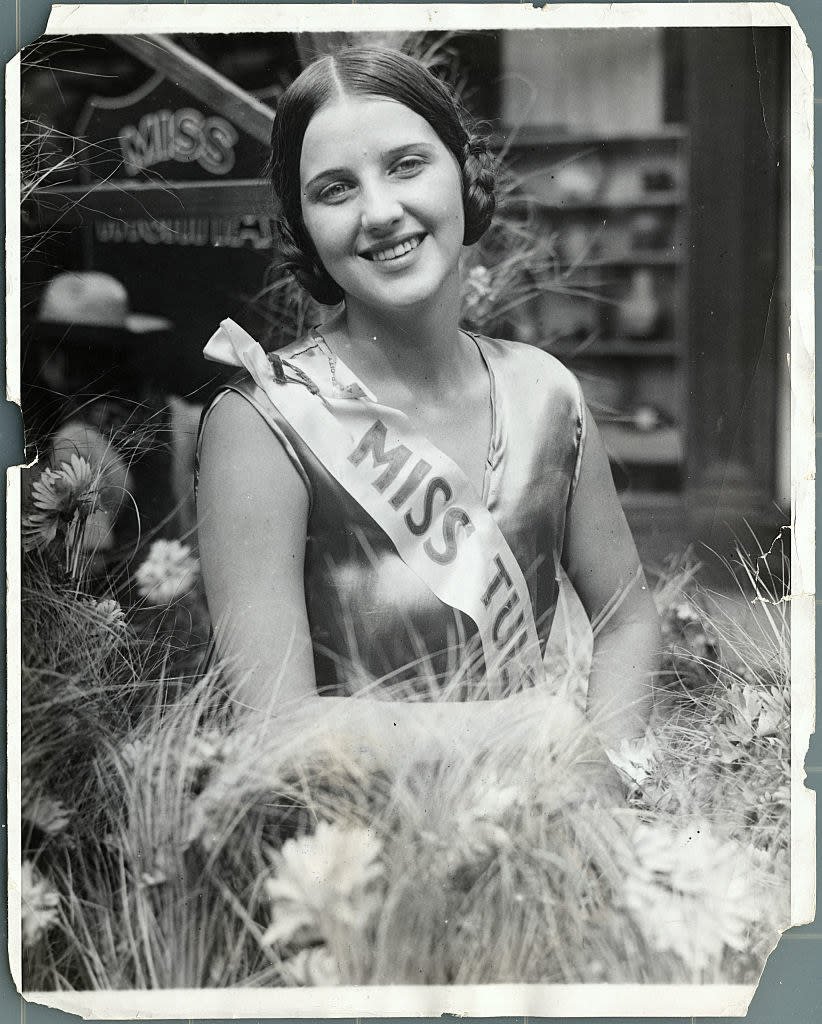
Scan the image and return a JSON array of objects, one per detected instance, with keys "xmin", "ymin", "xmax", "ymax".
[
  {"xmin": 195, "ymin": 46, "xmax": 661, "ymax": 793},
  {"xmin": 299, "ymin": 97, "xmax": 465, "ymax": 313}
]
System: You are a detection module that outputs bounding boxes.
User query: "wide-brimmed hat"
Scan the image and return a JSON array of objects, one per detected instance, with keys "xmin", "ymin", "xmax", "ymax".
[{"xmin": 37, "ymin": 272, "xmax": 172, "ymax": 342}]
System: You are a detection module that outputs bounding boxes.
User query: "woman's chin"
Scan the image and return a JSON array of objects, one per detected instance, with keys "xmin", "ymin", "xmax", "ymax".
[{"xmin": 355, "ymin": 274, "xmax": 457, "ymax": 316}]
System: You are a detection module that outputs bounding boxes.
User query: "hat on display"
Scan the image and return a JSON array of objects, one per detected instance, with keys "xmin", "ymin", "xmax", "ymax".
[{"xmin": 37, "ymin": 272, "xmax": 172, "ymax": 340}]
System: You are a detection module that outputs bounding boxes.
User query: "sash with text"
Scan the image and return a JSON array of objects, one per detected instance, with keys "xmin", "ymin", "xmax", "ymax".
[{"xmin": 205, "ymin": 318, "xmax": 545, "ymax": 695}]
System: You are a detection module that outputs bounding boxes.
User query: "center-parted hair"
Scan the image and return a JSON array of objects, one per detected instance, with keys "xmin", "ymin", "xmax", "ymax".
[{"xmin": 270, "ymin": 46, "xmax": 497, "ymax": 305}]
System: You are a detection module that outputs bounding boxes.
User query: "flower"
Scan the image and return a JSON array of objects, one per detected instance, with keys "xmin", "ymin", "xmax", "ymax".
[
  {"xmin": 21, "ymin": 861, "xmax": 60, "ymax": 947},
  {"xmin": 725, "ymin": 681, "xmax": 787, "ymax": 743},
  {"xmin": 22, "ymin": 509, "xmax": 59, "ymax": 550},
  {"xmin": 462, "ymin": 264, "xmax": 497, "ymax": 319},
  {"xmin": 22, "ymin": 792, "xmax": 70, "ymax": 835},
  {"xmin": 671, "ymin": 600, "xmax": 701, "ymax": 625},
  {"xmin": 617, "ymin": 819, "xmax": 761, "ymax": 973},
  {"xmin": 22, "ymin": 455, "xmax": 100, "ymax": 552},
  {"xmin": 119, "ymin": 738, "xmax": 150, "ymax": 770},
  {"xmin": 83, "ymin": 595, "xmax": 127, "ymax": 628},
  {"xmin": 470, "ymin": 783, "xmax": 520, "ymax": 822},
  {"xmin": 607, "ymin": 732, "xmax": 659, "ymax": 787},
  {"xmin": 94, "ymin": 597, "xmax": 126, "ymax": 625},
  {"xmin": 31, "ymin": 454, "xmax": 95, "ymax": 512},
  {"xmin": 179, "ymin": 728, "xmax": 240, "ymax": 789},
  {"xmin": 187, "ymin": 728, "xmax": 233, "ymax": 766},
  {"xmin": 262, "ymin": 821, "xmax": 384, "ymax": 948},
  {"xmin": 281, "ymin": 946, "xmax": 341, "ymax": 986},
  {"xmin": 434, "ymin": 777, "xmax": 518, "ymax": 888},
  {"xmin": 134, "ymin": 539, "xmax": 199, "ymax": 604},
  {"xmin": 466, "ymin": 264, "xmax": 494, "ymax": 295}
]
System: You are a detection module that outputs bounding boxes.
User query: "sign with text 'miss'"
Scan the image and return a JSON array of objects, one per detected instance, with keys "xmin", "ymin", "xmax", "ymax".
[
  {"xmin": 75, "ymin": 72, "xmax": 275, "ymax": 250},
  {"xmin": 72, "ymin": 70, "xmax": 279, "ymax": 390}
]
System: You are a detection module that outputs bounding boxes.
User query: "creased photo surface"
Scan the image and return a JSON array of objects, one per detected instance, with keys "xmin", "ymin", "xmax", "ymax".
[{"xmin": 7, "ymin": 3, "xmax": 815, "ymax": 1020}]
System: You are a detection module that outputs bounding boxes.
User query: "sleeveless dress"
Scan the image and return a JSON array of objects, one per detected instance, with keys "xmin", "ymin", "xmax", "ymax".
[{"xmin": 198, "ymin": 330, "xmax": 586, "ymax": 698}]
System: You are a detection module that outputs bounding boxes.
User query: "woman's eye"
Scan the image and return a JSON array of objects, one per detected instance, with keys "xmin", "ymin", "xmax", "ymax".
[
  {"xmin": 319, "ymin": 181, "xmax": 351, "ymax": 203},
  {"xmin": 392, "ymin": 156, "xmax": 425, "ymax": 176}
]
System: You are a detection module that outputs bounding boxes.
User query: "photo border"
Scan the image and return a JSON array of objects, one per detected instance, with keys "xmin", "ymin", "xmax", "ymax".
[{"xmin": 4, "ymin": 3, "xmax": 817, "ymax": 1020}]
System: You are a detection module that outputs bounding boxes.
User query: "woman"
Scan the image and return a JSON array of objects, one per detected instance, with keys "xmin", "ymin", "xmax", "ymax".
[{"xmin": 197, "ymin": 47, "xmax": 660, "ymax": 787}]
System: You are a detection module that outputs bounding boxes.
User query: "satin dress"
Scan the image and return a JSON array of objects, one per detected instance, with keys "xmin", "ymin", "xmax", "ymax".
[{"xmin": 199, "ymin": 331, "xmax": 586, "ymax": 698}]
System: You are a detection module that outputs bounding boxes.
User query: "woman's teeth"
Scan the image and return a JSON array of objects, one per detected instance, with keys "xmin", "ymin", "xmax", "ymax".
[{"xmin": 368, "ymin": 236, "xmax": 422, "ymax": 262}]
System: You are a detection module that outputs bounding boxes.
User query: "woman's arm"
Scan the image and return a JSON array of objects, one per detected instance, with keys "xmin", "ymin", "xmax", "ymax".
[
  {"xmin": 196, "ymin": 392, "xmax": 495, "ymax": 759},
  {"xmin": 561, "ymin": 410, "xmax": 662, "ymax": 752},
  {"xmin": 197, "ymin": 391, "xmax": 318, "ymax": 714}
]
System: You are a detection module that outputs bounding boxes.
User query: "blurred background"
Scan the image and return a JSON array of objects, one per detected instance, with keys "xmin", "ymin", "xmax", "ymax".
[{"xmin": 18, "ymin": 28, "xmax": 790, "ymax": 569}]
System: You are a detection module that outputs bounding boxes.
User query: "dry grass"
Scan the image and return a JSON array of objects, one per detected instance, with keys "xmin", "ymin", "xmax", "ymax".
[{"xmin": 18, "ymin": 532, "xmax": 792, "ymax": 990}]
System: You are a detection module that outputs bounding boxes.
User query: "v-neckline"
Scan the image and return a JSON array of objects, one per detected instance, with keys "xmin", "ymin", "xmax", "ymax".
[
  {"xmin": 309, "ymin": 326, "xmax": 499, "ymax": 504},
  {"xmin": 465, "ymin": 331, "xmax": 499, "ymax": 505}
]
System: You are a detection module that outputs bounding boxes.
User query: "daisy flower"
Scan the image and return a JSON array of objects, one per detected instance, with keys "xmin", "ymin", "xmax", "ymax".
[
  {"xmin": 617, "ymin": 819, "xmax": 761, "ymax": 973},
  {"xmin": 21, "ymin": 861, "xmax": 60, "ymax": 947},
  {"xmin": 134, "ymin": 539, "xmax": 199, "ymax": 605},
  {"xmin": 31, "ymin": 454, "xmax": 95, "ymax": 512},
  {"xmin": 262, "ymin": 821, "xmax": 384, "ymax": 948},
  {"xmin": 22, "ymin": 455, "xmax": 100, "ymax": 552},
  {"xmin": 606, "ymin": 732, "xmax": 660, "ymax": 787},
  {"xmin": 725, "ymin": 681, "xmax": 787, "ymax": 744},
  {"xmin": 22, "ymin": 792, "xmax": 70, "ymax": 836}
]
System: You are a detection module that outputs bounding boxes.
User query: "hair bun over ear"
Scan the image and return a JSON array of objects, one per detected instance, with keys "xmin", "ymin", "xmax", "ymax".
[
  {"xmin": 276, "ymin": 217, "xmax": 345, "ymax": 307},
  {"xmin": 461, "ymin": 135, "xmax": 496, "ymax": 246}
]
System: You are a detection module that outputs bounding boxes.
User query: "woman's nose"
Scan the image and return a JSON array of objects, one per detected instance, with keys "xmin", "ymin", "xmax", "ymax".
[{"xmin": 359, "ymin": 181, "xmax": 403, "ymax": 233}]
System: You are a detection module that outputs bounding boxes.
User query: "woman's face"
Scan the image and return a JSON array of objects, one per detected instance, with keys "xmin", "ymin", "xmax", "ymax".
[{"xmin": 299, "ymin": 94, "xmax": 465, "ymax": 314}]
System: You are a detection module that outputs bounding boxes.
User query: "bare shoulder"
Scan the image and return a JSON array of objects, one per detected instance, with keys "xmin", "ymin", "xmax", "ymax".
[
  {"xmin": 476, "ymin": 334, "xmax": 581, "ymax": 399},
  {"xmin": 198, "ymin": 388, "xmax": 309, "ymax": 518},
  {"xmin": 200, "ymin": 388, "xmax": 271, "ymax": 452}
]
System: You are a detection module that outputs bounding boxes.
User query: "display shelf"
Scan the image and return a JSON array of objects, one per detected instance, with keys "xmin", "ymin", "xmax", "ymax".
[
  {"xmin": 599, "ymin": 424, "xmax": 684, "ymax": 466},
  {"xmin": 547, "ymin": 339, "xmax": 679, "ymax": 359},
  {"xmin": 562, "ymin": 252, "xmax": 684, "ymax": 269},
  {"xmin": 618, "ymin": 490, "xmax": 686, "ymax": 512},
  {"xmin": 508, "ymin": 194, "xmax": 686, "ymax": 212},
  {"xmin": 505, "ymin": 123, "xmax": 690, "ymax": 499},
  {"xmin": 497, "ymin": 125, "xmax": 689, "ymax": 149}
]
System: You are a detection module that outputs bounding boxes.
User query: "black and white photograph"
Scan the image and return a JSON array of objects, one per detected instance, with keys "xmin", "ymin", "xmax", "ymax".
[{"xmin": 8, "ymin": 3, "xmax": 814, "ymax": 1017}]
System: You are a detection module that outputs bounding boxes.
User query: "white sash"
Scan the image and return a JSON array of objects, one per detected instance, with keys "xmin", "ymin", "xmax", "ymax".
[{"xmin": 204, "ymin": 318, "xmax": 545, "ymax": 695}]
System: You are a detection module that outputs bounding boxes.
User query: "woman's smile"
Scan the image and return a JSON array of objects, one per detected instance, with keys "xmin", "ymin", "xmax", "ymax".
[
  {"xmin": 359, "ymin": 232, "xmax": 426, "ymax": 263},
  {"xmin": 299, "ymin": 96, "xmax": 465, "ymax": 311}
]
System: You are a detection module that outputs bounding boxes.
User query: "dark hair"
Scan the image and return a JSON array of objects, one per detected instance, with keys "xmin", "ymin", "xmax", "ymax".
[{"xmin": 270, "ymin": 46, "xmax": 496, "ymax": 305}]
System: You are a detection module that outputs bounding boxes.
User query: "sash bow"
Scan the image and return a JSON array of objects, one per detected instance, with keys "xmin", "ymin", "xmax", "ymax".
[{"xmin": 204, "ymin": 319, "xmax": 369, "ymax": 400}]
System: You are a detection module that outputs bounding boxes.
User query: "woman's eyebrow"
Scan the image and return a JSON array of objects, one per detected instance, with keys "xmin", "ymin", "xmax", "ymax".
[
  {"xmin": 303, "ymin": 167, "xmax": 349, "ymax": 192},
  {"xmin": 382, "ymin": 142, "xmax": 435, "ymax": 160},
  {"xmin": 304, "ymin": 142, "xmax": 436, "ymax": 191}
]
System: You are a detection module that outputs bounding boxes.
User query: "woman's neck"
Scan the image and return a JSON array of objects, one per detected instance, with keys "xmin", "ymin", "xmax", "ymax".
[{"xmin": 325, "ymin": 287, "xmax": 473, "ymax": 398}]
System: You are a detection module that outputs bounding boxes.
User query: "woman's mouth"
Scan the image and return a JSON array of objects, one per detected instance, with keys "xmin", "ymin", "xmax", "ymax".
[{"xmin": 361, "ymin": 234, "xmax": 425, "ymax": 262}]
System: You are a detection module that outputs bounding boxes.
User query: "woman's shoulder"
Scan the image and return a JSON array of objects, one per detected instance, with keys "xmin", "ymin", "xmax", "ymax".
[
  {"xmin": 473, "ymin": 333, "xmax": 582, "ymax": 401},
  {"xmin": 474, "ymin": 334, "xmax": 586, "ymax": 484},
  {"xmin": 197, "ymin": 370, "xmax": 314, "ymax": 504},
  {"xmin": 474, "ymin": 332, "xmax": 574, "ymax": 370},
  {"xmin": 198, "ymin": 374, "xmax": 268, "ymax": 443}
]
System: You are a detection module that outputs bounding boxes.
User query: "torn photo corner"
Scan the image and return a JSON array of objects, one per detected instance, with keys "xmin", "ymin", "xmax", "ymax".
[{"xmin": 6, "ymin": 2, "xmax": 815, "ymax": 1019}]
